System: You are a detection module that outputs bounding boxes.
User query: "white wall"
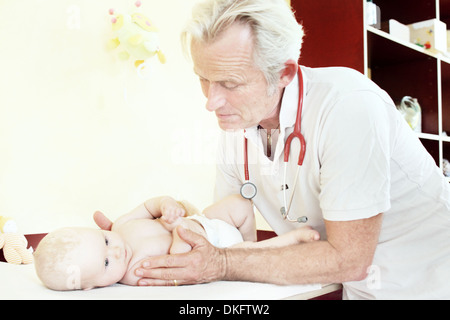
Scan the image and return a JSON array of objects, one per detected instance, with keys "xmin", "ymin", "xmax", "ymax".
[{"xmin": 0, "ymin": 0, "xmax": 223, "ymax": 233}]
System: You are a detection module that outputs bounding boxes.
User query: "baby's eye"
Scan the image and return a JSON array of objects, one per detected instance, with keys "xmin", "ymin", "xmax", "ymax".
[
  {"xmin": 105, "ymin": 258, "xmax": 109, "ymax": 268},
  {"xmin": 105, "ymin": 237, "xmax": 109, "ymax": 246}
]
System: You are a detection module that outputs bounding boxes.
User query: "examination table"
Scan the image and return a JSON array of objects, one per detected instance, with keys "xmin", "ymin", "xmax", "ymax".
[{"xmin": 0, "ymin": 232, "xmax": 342, "ymax": 300}]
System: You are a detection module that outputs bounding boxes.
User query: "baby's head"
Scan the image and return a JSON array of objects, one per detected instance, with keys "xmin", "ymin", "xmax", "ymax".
[{"xmin": 34, "ymin": 227, "xmax": 131, "ymax": 291}]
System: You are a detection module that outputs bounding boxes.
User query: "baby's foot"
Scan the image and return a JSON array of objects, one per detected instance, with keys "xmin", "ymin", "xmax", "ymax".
[{"xmin": 294, "ymin": 226, "xmax": 320, "ymax": 242}]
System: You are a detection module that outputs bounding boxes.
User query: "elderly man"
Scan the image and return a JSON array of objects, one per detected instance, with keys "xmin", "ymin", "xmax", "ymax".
[{"xmin": 97, "ymin": 0, "xmax": 450, "ymax": 299}]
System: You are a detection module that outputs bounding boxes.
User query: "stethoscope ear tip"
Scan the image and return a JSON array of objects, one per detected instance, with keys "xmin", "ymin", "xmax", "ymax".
[
  {"xmin": 297, "ymin": 216, "xmax": 308, "ymax": 223},
  {"xmin": 280, "ymin": 207, "xmax": 307, "ymax": 223}
]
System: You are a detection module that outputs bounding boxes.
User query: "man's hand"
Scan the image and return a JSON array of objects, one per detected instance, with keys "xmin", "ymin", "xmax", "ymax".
[
  {"xmin": 135, "ymin": 226, "xmax": 227, "ymax": 286},
  {"xmin": 93, "ymin": 211, "xmax": 113, "ymax": 231}
]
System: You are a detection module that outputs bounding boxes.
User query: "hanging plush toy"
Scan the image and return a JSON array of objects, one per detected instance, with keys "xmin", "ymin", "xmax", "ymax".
[
  {"xmin": 107, "ymin": 0, "xmax": 166, "ymax": 68},
  {"xmin": 0, "ymin": 216, "xmax": 33, "ymax": 265}
]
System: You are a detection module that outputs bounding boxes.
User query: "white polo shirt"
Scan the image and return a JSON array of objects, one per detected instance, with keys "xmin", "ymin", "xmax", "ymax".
[{"xmin": 214, "ymin": 66, "xmax": 450, "ymax": 299}]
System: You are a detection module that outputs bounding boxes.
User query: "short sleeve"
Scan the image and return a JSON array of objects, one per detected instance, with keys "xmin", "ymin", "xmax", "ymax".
[{"xmin": 318, "ymin": 91, "xmax": 392, "ymax": 221}]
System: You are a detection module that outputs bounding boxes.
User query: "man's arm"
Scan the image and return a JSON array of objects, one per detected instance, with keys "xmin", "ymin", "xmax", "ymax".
[
  {"xmin": 135, "ymin": 213, "xmax": 382, "ymax": 286},
  {"xmin": 224, "ymin": 214, "xmax": 382, "ymax": 285}
]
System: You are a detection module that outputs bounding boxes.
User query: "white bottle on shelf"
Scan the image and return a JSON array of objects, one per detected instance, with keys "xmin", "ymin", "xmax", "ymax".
[{"xmin": 366, "ymin": 0, "xmax": 381, "ymax": 29}]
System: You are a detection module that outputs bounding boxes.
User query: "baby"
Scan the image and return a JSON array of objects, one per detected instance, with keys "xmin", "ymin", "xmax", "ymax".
[{"xmin": 33, "ymin": 195, "xmax": 319, "ymax": 291}]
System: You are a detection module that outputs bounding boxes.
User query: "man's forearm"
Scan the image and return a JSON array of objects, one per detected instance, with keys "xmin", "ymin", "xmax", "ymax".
[
  {"xmin": 222, "ymin": 216, "xmax": 383, "ymax": 285},
  {"xmin": 222, "ymin": 240, "xmax": 353, "ymax": 285},
  {"xmin": 135, "ymin": 216, "xmax": 380, "ymax": 287}
]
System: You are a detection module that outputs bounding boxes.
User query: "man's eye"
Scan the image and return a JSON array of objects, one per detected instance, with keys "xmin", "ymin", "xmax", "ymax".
[
  {"xmin": 222, "ymin": 82, "xmax": 239, "ymax": 90},
  {"xmin": 105, "ymin": 258, "xmax": 109, "ymax": 268}
]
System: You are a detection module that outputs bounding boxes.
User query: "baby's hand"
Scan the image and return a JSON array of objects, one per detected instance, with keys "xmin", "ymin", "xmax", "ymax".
[{"xmin": 160, "ymin": 197, "xmax": 186, "ymax": 224}]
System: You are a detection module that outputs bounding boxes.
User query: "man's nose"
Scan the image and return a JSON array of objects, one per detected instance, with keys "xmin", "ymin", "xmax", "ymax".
[{"xmin": 205, "ymin": 83, "xmax": 226, "ymax": 112}]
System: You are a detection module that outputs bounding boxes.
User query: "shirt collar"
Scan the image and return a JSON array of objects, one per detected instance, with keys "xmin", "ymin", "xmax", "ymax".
[
  {"xmin": 244, "ymin": 66, "xmax": 306, "ymax": 142},
  {"xmin": 280, "ymin": 70, "xmax": 298, "ymax": 131},
  {"xmin": 280, "ymin": 67, "xmax": 305, "ymax": 131}
]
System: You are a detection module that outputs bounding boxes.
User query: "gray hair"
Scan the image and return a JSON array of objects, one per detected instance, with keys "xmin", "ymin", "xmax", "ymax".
[{"xmin": 181, "ymin": 0, "xmax": 304, "ymax": 94}]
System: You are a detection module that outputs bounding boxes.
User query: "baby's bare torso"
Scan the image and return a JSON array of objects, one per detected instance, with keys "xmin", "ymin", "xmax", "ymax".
[{"xmin": 114, "ymin": 219, "xmax": 173, "ymax": 285}]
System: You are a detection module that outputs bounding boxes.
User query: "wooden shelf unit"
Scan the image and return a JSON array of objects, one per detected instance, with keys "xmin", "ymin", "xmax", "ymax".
[{"xmin": 291, "ymin": 0, "xmax": 450, "ymax": 181}]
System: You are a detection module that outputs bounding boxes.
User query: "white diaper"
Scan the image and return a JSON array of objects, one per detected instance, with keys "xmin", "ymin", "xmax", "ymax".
[{"xmin": 188, "ymin": 215, "xmax": 243, "ymax": 248}]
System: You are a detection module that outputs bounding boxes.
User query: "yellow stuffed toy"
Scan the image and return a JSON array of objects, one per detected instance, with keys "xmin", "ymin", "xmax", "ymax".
[
  {"xmin": 107, "ymin": 0, "xmax": 166, "ymax": 68},
  {"xmin": 0, "ymin": 216, "xmax": 33, "ymax": 265}
]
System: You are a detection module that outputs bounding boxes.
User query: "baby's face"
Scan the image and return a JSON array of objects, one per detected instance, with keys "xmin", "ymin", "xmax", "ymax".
[{"xmin": 70, "ymin": 228, "xmax": 132, "ymax": 289}]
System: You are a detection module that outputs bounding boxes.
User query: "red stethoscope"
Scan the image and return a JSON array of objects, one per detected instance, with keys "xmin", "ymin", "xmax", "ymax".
[{"xmin": 240, "ymin": 66, "xmax": 307, "ymax": 223}]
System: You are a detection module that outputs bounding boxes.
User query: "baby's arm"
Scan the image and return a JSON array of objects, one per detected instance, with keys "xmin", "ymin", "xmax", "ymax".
[
  {"xmin": 113, "ymin": 196, "xmax": 185, "ymax": 230},
  {"xmin": 232, "ymin": 226, "xmax": 320, "ymax": 249}
]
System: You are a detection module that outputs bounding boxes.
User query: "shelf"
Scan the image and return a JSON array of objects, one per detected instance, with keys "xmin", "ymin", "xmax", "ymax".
[
  {"xmin": 365, "ymin": 1, "xmax": 450, "ymax": 178},
  {"xmin": 417, "ymin": 132, "xmax": 450, "ymax": 142},
  {"xmin": 417, "ymin": 132, "xmax": 442, "ymax": 141},
  {"xmin": 367, "ymin": 26, "xmax": 450, "ymax": 65},
  {"xmin": 292, "ymin": 0, "xmax": 449, "ymax": 180},
  {"xmin": 367, "ymin": 30, "xmax": 440, "ymax": 135}
]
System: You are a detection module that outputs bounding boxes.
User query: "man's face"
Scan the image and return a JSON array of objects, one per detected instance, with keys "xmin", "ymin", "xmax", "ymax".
[{"xmin": 191, "ymin": 23, "xmax": 282, "ymax": 131}]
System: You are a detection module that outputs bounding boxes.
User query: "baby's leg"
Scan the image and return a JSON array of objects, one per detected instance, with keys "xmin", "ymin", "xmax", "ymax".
[
  {"xmin": 233, "ymin": 226, "xmax": 320, "ymax": 249},
  {"xmin": 203, "ymin": 194, "xmax": 256, "ymax": 242},
  {"xmin": 169, "ymin": 218, "xmax": 207, "ymax": 254},
  {"xmin": 275, "ymin": 226, "xmax": 320, "ymax": 244}
]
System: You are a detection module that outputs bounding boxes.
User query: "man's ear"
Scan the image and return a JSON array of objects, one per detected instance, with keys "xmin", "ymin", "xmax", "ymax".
[{"xmin": 279, "ymin": 59, "xmax": 298, "ymax": 88}]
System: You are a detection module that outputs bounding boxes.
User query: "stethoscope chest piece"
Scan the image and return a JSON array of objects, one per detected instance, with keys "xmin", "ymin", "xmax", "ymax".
[{"xmin": 240, "ymin": 182, "xmax": 257, "ymax": 200}]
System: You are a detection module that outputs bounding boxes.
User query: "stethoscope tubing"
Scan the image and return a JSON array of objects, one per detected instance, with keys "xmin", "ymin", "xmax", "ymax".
[{"xmin": 241, "ymin": 66, "xmax": 307, "ymax": 222}]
